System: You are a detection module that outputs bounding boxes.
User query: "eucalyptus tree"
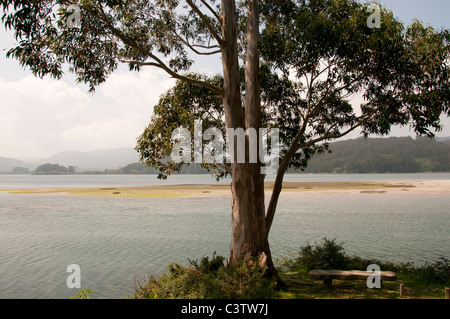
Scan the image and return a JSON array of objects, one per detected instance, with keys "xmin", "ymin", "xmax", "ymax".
[{"xmin": 2, "ymin": 0, "xmax": 449, "ymax": 281}]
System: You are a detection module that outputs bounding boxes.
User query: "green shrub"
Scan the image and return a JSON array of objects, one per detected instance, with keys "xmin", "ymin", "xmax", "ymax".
[
  {"xmin": 412, "ymin": 257, "xmax": 450, "ymax": 286},
  {"xmin": 134, "ymin": 253, "xmax": 276, "ymax": 299},
  {"xmin": 188, "ymin": 252, "xmax": 225, "ymax": 274},
  {"xmin": 70, "ymin": 289, "xmax": 93, "ymax": 299},
  {"xmin": 293, "ymin": 238, "xmax": 351, "ymax": 271},
  {"xmin": 278, "ymin": 237, "xmax": 398, "ymax": 272}
]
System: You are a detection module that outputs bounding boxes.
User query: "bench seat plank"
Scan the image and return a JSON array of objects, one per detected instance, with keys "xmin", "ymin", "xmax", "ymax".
[
  {"xmin": 310, "ymin": 270, "xmax": 397, "ymax": 281},
  {"xmin": 310, "ymin": 270, "xmax": 397, "ymax": 287}
]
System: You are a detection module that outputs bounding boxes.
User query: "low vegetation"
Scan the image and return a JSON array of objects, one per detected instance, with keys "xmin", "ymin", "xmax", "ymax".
[
  {"xmin": 133, "ymin": 239, "xmax": 450, "ymax": 299},
  {"xmin": 75, "ymin": 256, "xmax": 275, "ymax": 299},
  {"xmin": 276, "ymin": 238, "xmax": 450, "ymax": 299},
  {"xmin": 133, "ymin": 253, "xmax": 276, "ymax": 299}
]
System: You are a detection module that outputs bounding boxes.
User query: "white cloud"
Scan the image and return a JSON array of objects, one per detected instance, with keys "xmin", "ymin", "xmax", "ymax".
[
  {"xmin": 0, "ymin": 75, "xmax": 92, "ymax": 158},
  {"xmin": 59, "ymin": 68, "xmax": 177, "ymax": 152},
  {"xmin": 99, "ymin": 67, "xmax": 175, "ymax": 111},
  {"xmin": 0, "ymin": 68, "xmax": 176, "ymax": 159},
  {"xmin": 59, "ymin": 117, "xmax": 141, "ymax": 151}
]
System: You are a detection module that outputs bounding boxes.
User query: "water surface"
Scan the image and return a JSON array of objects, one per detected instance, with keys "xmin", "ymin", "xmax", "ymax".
[{"xmin": 0, "ymin": 173, "xmax": 449, "ymax": 299}]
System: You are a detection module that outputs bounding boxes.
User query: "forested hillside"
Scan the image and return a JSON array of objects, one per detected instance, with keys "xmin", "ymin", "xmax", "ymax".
[
  {"xmin": 303, "ymin": 136, "xmax": 450, "ymax": 173},
  {"xmin": 3, "ymin": 136, "xmax": 448, "ymax": 175}
]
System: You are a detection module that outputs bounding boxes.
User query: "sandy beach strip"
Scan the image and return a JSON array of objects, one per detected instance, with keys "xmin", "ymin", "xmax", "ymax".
[{"xmin": 1, "ymin": 179, "xmax": 449, "ymax": 198}]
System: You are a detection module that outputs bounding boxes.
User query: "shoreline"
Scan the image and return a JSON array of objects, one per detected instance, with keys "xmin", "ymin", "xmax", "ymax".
[{"xmin": 1, "ymin": 180, "xmax": 449, "ymax": 198}]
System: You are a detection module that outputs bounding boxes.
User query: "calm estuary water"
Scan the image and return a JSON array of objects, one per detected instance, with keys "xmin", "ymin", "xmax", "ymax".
[{"xmin": 0, "ymin": 173, "xmax": 449, "ymax": 299}]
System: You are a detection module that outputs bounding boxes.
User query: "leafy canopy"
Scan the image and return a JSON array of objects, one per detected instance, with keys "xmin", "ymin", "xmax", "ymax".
[
  {"xmin": 1, "ymin": 0, "xmax": 223, "ymax": 93},
  {"xmin": 135, "ymin": 0, "xmax": 450, "ymax": 178}
]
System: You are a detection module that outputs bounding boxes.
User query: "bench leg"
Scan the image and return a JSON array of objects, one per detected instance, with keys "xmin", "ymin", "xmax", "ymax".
[{"xmin": 324, "ymin": 279, "xmax": 333, "ymax": 288}]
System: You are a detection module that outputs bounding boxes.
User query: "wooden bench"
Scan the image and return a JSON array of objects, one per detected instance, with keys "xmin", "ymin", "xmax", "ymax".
[{"xmin": 309, "ymin": 269, "xmax": 397, "ymax": 288}]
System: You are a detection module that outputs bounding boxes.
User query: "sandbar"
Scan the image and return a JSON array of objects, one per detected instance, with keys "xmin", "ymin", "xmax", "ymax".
[{"xmin": 1, "ymin": 179, "xmax": 448, "ymax": 198}]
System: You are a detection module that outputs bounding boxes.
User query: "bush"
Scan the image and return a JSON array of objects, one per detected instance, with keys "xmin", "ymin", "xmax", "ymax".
[
  {"xmin": 134, "ymin": 252, "xmax": 276, "ymax": 299},
  {"xmin": 409, "ymin": 257, "xmax": 450, "ymax": 286},
  {"xmin": 188, "ymin": 252, "xmax": 225, "ymax": 274},
  {"xmin": 427, "ymin": 257, "xmax": 450, "ymax": 285},
  {"xmin": 292, "ymin": 238, "xmax": 350, "ymax": 271},
  {"xmin": 278, "ymin": 238, "xmax": 398, "ymax": 272}
]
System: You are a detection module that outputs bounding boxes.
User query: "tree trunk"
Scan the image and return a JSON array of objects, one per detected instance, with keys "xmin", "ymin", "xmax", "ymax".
[{"xmin": 220, "ymin": 0, "xmax": 280, "ymax": 281}]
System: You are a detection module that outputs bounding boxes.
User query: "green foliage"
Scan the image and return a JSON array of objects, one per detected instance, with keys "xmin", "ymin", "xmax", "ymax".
[
  {"xmin": 303, "ymin": 136, "xmax": 450, "ymax": 173},
  {"xmin": 261, "ymin": 0, "xmax": 450, "ymax": 139},
  {"xmin": 400, "ymin": 257, "xmax": 450, "ymax": 286},
  {"xmin": 188, "ymin": 252, "xmax": 226, "ymax": 274},
  {"xmin": 134, "ymin": 0, "xmax": 450, "ymax": 179},
  {"xmin": 33, "ymin": 163, "xmax": 70, "ymax": 175},
  {"xmin": 134, "ymin": 253, "xmax": 276, "ymax": 299},
  {"xmin": 70, "ymin": 289, "xmax": 93, "ymax": 299},
  {"xmin": 0, "ymin": 0, "xmax": 213, "ymax": 92},
  {"xmin": 287, "ymin": 238, "xmax": 351, "ymax": 271},
  {"xmin": 279, "ymin": 237, "xmax": 398, "ymax": 272},
  {"xmin": 424, "ymin": 257, "xmax": 450, "ymax": 285},
  {"xmin": 135, "ymin": 73, "xmax": 227, "ymax": 180}
]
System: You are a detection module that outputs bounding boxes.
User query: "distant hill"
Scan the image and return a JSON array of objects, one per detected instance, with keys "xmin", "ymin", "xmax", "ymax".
[
  {"xmin": 1, "ymin": 136, "xmax": 449, "ymax": 174},
  {"xmin": 33, "ymin": 148, "xmax": 140, "ymax": 170},
  {"xmin": 1, "ymin": 148, "xmax": 140, "ymax": 173},
  {"xmin": 86, "ymin": 148, "xmax": 141, "ymax": 168},
  {"xmin": 33, "ymin": 151, "xmax": 103, "ymax": 170},
  {"xmin": 99, "ymin": 136, "xmax": 450, "ymax": 175},
  {"xmin": 0, "ymin": 156, "xmax": 34, "ymax": 173},
  {"xmin": 303, "ymin": 136, "xmax": 450, "ymax": 173}
]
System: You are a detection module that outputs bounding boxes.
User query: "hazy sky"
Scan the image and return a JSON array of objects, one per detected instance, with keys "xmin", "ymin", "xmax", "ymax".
[{"xmin": 1, "ymin": 1, "xmax": 450, "ymax": 159}]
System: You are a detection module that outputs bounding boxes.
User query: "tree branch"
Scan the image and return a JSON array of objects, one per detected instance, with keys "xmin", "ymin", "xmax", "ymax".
[
  {"xmin": 296, "ymin": 122, "xmax": 364, "ymax": 151},
  {"xmin": 173, "ymin": 31, "xmax": 221, "ymax": 55},
  {"xmin": 186, "ymin": 0, "xmax": 224, "ymax": 47},
  {"xmin": 214, "ymin": 162, "xmax": 232, "ymax": 174},
  {"xmin": 265, "ymin": 104, "xmax": 380, "ymax": 234},
  {"xmin": 199, "ymin": 0, "xmax": 222, "ymax": 23},
  {"xmin": 265, "ymin": 106, "xmax": 311, "ymax": 233},
  {"xmin": 145, "ymin": 51, "xmax": 223, "ymax": 94},
  {"xmin": 191, "ymin": 43, "xmax": 221, "ymax": 50},
  {"xmin": 84, "ymin": 3, "xmax": 223, "ymax": 95}
]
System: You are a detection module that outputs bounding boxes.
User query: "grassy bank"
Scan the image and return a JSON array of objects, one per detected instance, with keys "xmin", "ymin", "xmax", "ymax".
[
  {"xmin": 276, "ymin": 267, "xmax": 448, "ymax": 299},
  {"xmin": 132, "ymin": 239, "xmax": 450, "ymax": 300}
]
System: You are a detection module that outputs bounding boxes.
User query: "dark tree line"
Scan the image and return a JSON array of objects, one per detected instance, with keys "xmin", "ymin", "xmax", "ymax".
[
  {"xmin": 304, "ymin": 136, "xmax": 450, "ymax": 173},
  {"xmin": 33, "ymin": 163, "xmax": 76, "ymax": 175}
]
